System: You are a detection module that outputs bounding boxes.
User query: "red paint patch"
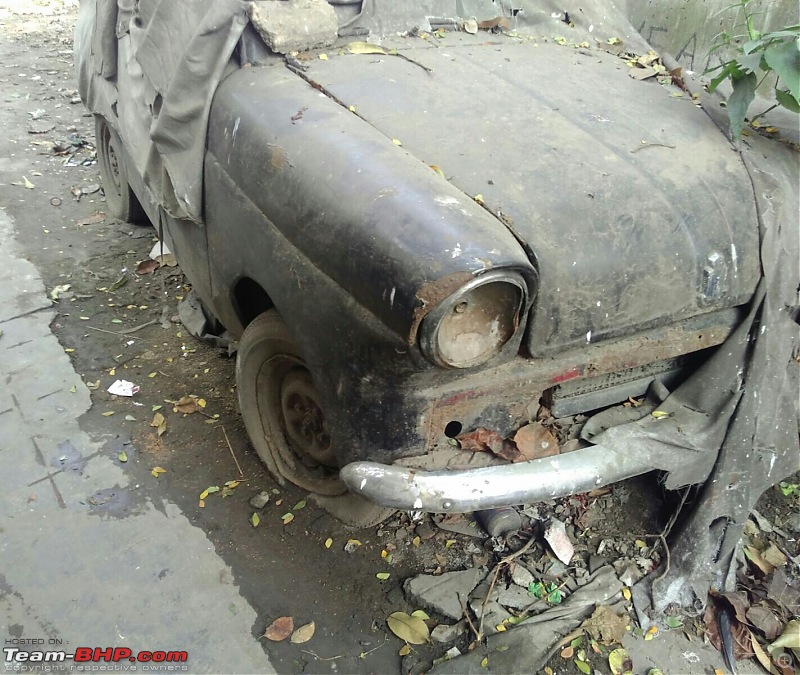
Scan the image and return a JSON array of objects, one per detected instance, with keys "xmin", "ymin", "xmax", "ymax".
[{"xmin": 551, "ymin": 367, "xmax": 582, "ymax": 384}]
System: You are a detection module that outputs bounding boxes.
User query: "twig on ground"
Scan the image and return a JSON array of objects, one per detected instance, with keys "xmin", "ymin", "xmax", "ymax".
[
  {"xmin": 301, "ymin": 650, "xmax": 343, "ymax": 661},
  {"xmin": 357, "ymin": 638, "xmax": 387, "ymax": 659},
  {"xmin": 460, "ymin": 595, "xmax": 481, "ymax": 643},
  {"xmin": 222, "ymin": 425, "xmax": 244, "ymax": 478},
  {"xmin": 88, "ymin": 319, "xmax": 157, "ymax": 340},
  {"xmin": 477, "ymin": 535, "xmax": 537, "ymax": 639},
  {"xmin": 631, "ymin": 142, "xmax": 676, "ymax": 153}
]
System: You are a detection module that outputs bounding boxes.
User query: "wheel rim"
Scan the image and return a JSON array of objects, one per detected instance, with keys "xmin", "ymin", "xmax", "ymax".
[
  {"xmin": 280, "ymin": 368, "xmax": 336, "ymax": 467},
  {"xmin": 255, "ymin": 354, "xmax": 342, "ymax": 490}
]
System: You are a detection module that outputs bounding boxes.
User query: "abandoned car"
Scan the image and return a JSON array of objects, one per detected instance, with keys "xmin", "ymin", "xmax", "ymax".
[{"xmin": 76, "ymin": 0, "xmax": 768, "ymax": 523}]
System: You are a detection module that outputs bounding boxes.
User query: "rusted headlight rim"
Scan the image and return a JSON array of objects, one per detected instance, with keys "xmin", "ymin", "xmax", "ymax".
[{"xmin": 418, "ymin": 270, "xmax": 527, "ymax": 369}]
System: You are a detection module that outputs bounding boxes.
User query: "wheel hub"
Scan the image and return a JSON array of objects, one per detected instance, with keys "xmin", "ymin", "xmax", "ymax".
[{"xmin": 280, "ymin": 368, "xmax": 336, "ymax": 468}]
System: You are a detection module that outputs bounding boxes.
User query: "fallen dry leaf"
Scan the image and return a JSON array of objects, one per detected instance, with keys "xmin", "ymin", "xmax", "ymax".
[
  {"xmin": 347, "ymin": 41, "xmax": 386, "ymax": 55},
  {"xmin": 173, "ymin": 396, "xmax": 199, "ymax": 414},
  {"xmin": 514, "ymin": 422, "xmax": 560, "ymax": 460},
  {"xmin": 262, "ymin": 616, "xmax": 294, "ymax": 641},
  {"xmin": 150, "ymin": 412, "xmax": 167, "ymax": 436},
  {"xmin": 477, "ymin": 16, "xmax": 510, "ymax": 31},
  {"xmin": 387, "ymin": 612, "xmax": 429, "ymax": 645},
  {"xmin": 581, "ymin": 605, "xmax": 629, "ymax": 644},
  {"xmin": 135, "ymin": 259, "xmax": 160, "ymax": 275},
  {"xmin": 77, "ymin": 212, "xmax": 106, "ymax": 227},
  {"xmin": 290, "ymin": 621, "xmax": 315, "ymax": 644},
  {"xmin": 457, "ymin": 427, "xmax": 507, "ymax": 454}
]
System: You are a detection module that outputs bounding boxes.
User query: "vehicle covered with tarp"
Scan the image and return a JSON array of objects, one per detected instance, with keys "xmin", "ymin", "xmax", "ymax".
[{"xmin": 75, "ymin": 0, "xmax": 798, "ymax": 617}]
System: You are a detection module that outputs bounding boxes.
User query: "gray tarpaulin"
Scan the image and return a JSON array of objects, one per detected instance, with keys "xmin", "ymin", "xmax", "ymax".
[{"xmin": 76, "ymin": 0, "xmax": 249, "ymax": 223}]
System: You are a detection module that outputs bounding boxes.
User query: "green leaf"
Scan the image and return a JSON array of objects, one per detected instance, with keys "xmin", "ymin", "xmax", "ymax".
[
  {"xmin": 250, "ymin": 512, "xmax": 260, "ymax": 528},
  {"xmin": 576, "ymin": 659, "xmax": 591, "ymax": 674},
  {"xmin": 376, "ymin": 572, "xmax": 390, "ymax": 580},
  {"xmin": 764, "ymin": 39, "xmax": 800, "ymax": 99},
  {"xmin": 736, "ymin": 51, "xmax": 765, "ymax": 73},
  {"xmin": 665, "ymin": 615, "xmax": 684, "ymax": 629},
  {"xmin": 528, "ymin": 581, "xmax": 545, "ymax": 598},
  {"xmin": 727, "ymin": 71, "xmax": 758, "ymax": 140},
  {"xmin": 708, "ymin": 61, "xmax": 739, "ymax": 92},
  {"xmin": 118, "ymin": 451, "xmax": 128, "ymax": 463},
  {"xmin": 775, "ymin": 89, "xmax": 800, "ymax": 113},
  {"xmin": 293, "ymin": 499, "xmax": 307, "ymax": 510}
]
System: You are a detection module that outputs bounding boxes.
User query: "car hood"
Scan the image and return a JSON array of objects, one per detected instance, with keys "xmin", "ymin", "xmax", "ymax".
[{"xmin": 301, "ymin": 37, "xmax": 760, "ymax": 355}]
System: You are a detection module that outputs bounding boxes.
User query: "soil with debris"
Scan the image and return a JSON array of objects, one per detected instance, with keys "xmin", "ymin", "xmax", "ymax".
[{"xmin": 1, "ymin": 3, "xmax": 797, "ymax": 674}]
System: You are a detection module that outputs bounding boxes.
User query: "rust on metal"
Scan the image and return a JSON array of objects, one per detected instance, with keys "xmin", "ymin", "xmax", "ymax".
[{"xmin": 408, "ymin": 271, "xmax": 473, "ymax": 345}]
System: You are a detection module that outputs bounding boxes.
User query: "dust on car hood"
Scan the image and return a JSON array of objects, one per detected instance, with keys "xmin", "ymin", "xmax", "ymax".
[{"xmin": 301, "ymin": 38, "xmax": 760, "ymax": 354}]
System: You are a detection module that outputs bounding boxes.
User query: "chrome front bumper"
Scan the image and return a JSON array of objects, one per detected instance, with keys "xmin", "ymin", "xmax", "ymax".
[{"xmin": 340, "ymin": 443, "xmax": 670, "ymax": 513}]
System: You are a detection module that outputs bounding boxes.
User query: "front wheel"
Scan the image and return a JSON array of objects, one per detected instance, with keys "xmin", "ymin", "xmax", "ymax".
[{"xmin": 236, "ymin": 310, "xmax": 347, "ymax": 496}]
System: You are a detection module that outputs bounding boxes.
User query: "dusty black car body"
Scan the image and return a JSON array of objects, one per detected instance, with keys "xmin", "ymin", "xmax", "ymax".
[{"xmin": 75, "ymin": 0, "xmax": 785, "ymax": 522}]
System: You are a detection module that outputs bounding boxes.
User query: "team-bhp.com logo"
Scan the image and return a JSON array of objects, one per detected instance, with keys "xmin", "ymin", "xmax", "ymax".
[{"xmin": 4, "ymin": 647, "xmax": 187, "ymax": 670}]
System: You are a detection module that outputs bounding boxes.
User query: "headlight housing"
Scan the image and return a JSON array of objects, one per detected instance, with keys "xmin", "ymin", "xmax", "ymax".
[{"xmin": 419, "ymin": 271, "xmax": 526, "ymax": 369}]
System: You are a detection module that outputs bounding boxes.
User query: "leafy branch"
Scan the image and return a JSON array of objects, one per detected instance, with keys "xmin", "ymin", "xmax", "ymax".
[{"xmin": 705, "ymin": 0, "xmax": 799, "ymax": 140}]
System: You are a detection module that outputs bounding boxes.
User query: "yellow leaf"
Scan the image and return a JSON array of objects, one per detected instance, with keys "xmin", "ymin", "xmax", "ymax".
[
  {"xmin": 65, "ymin": 348, "xmax": 75, "ymax": 353},
  {"xmin": 644, "ymin": 626, "xmax": 658, "ymax": 641},
  {"xmin": 411, "ymin": 610, "xmax": 430, "ymax": 620},
  {"xmin": 495, "ymin": 624, "xmax": 507, "ymax": 632},
  {"xmin": 151, "ymin": 466, "xmax": 166, "ymax": 477},
  {"xmin": 381, "ymin": 550, "xmax": 389, "ymax": 558},
  {"xmin": 398, "ymin": 644, "xmax": 411, "ymax": 656},
  {"xmin": 282, "ymin": 513, "xmax": 295, "ymax": 525},
  {"xmin": 545, "ymin": 669, "xmax": 554, "ymax": 675},
  {"xmin": 622, "ymin": 587, "xmax": 632, "ymax": 601},
  {"xmin": 198, "ymin": 499, "xmax": 205, "ymax": 508},
  {"xmin": 148, "ymin": 372, "xmax": 157, "ymax": 378},
  {"xmin": 250, "ymin": 512, "xmax": 260, "ymax": 528},
  {"xmin": 651, "ymin": 410, "xmax": 671, "ymax": 419},
  {"xmin": 386, "ymin": 612, "xmax": 429, "ymax": 645},
  {"xmin": 376, "ymin": 572, "xmax": 390, "ymax": 580},
  {"xmin": 347, "ymin": 41, "xmax": 386, "ymax": 55},
  {"xmin": 151, "ymin": 412, "xmax": 165, "ymax": 427},
  {"xmin": 445, "ymin": 540, "xmax": 456, "ymax": 548},
  {"xmin": 608, "ymin": 648, "xmax": 632, "ymax": 675},
  {"xmin": 290, "ymin": 621, "xmax": 316, "ymax": 644},
  {"xmin": 118, "ymin": 451, "xmax": 128, "ymax": 463},
  {"xmin": 347, "ymin": 539, "xmax": 362, "ymax": 547},
  {"xmin": 430, "ymin": 164, "xmax": 445, "ymax": 178},
  {"xmin": 474, "ymin": 194, "xmax": 485, "ymax": 205},
  {"xmin": 480, "ymin": 657, "xmax": 489, "ymax": 668},
  {"xmin": 109, "ymin": 368, "xmax": 115, "ymax": 376},
  {"xmin": 319, "ymin": 53, "xmax": 328, "ymax": 60},
  {"xmin": 392, "ymin": 138, "xmax": 403, "ymax": 146},
  {"xmin": 348, "ymin": 105, "xmax": 356, "ymax": 113},
  {"xmin": 412, "ymin": 536, "xmax": 421, "ymax": 547},
  {"xmin": 635, "ymin": 539, "xmax": 646, "ymax": 549},
  {"xmin": 102, "ymin": 411, "xmax": 115, "ymax": 417},
  {"xmin": 325, "ymin": 538, "xmax": 333, "ymax": 549},
  {"xmin": 225, "ymin": 480, "xmax": 240, "ymax": 488},
  {"xmin": 197, "ymin": 398, "xmax": 206, "ymax": 408}
]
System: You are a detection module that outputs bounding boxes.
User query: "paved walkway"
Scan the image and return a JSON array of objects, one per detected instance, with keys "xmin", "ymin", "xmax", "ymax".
[{"xmin": 0, "ymin": 207, "xmax": 274, "ymax": 672}]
